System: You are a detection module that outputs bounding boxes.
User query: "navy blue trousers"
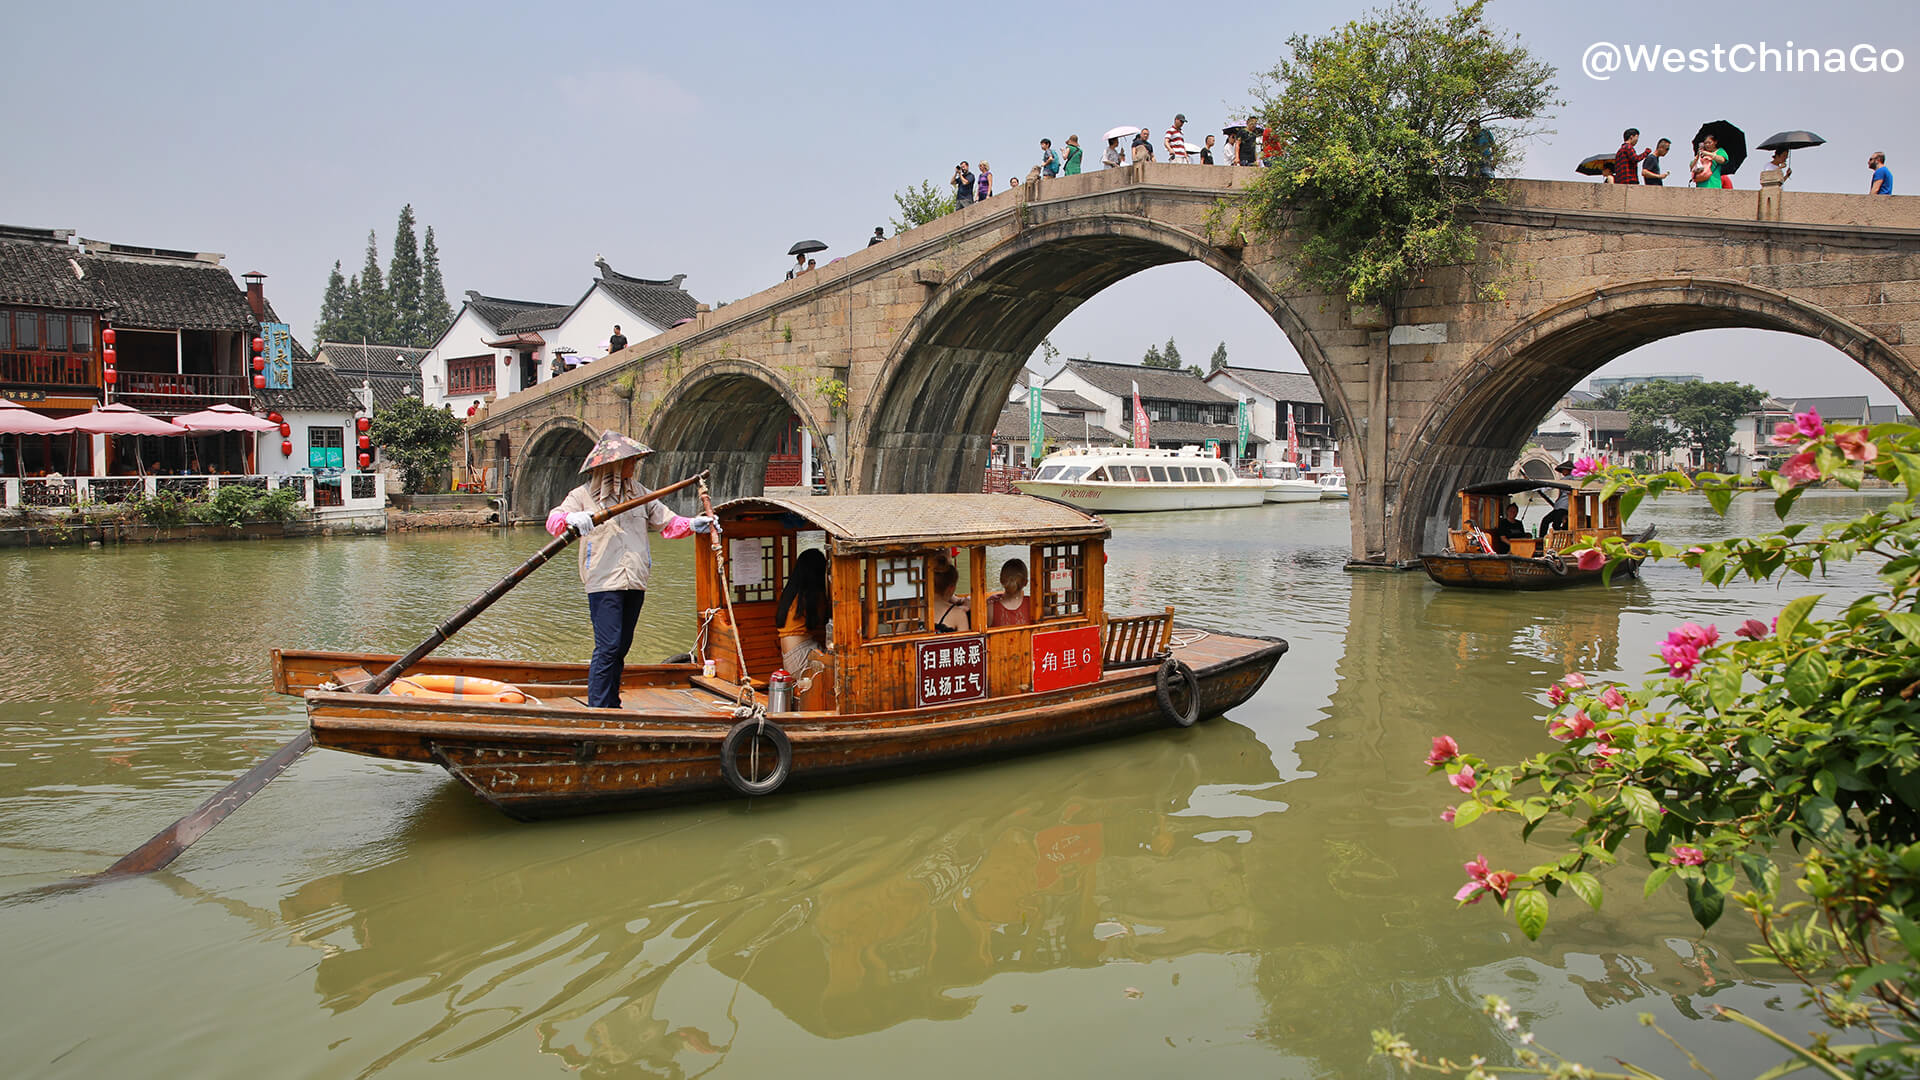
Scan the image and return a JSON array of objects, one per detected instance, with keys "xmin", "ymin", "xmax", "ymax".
[{"xmin": 587, "ymin": 589, "xmax": 645, "ymax": 708}]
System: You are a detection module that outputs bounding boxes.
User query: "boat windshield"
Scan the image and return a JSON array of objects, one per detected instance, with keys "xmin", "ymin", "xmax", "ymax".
[
  {"xmin": 1059, "ymin": 466, "xmax": 1091, "ymax": 482},
  {"xmin": 1035, "ymin": 465, "xmax": 1064, "ymax": 480}
]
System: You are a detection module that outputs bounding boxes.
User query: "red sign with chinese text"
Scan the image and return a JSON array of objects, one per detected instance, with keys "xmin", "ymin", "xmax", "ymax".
[
  {"xmin": 1032, "ymin": 624, "xmax": 1103, "ymax": 693},
  {"xmin": 916, "ymin": 634, "xmax": 988, "ymax": 707}
]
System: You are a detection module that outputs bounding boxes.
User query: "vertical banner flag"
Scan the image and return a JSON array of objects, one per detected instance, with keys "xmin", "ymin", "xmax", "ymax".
[
  {"xmin": 1235, "ymin": 396, "xmax": 1249, "ymax": 462},
  {"xmin": 1286, "ymin": 403, "xmax": 1300, "ymax": 464},
  {"xmin": 1028, "ymin": 385, "xmax": 1044, "ymax": 463},
  {"xmin": 262, "ymin": 322, "xmax": 294, "ymax": 389},
  {"xmin": 1131, "ymin": 381, "xmax": 1149, "ymax": 448}
]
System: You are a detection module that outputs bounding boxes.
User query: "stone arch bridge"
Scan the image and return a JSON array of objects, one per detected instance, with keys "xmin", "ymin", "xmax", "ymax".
[{"xmin": 471, "ymin": 164, "xmax": 1920, "ymax": 565}]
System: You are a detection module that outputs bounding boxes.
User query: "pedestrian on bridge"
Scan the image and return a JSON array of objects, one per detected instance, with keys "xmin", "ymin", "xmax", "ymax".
[
  {"xmin": 1041, "ymin": 138, "xmax": 1060, "ymax": 177},
  {"xmin": 1165, "ymin": 114, "xmax": 1189, "ymax": 162},
  {"xmin": 954, "ymin": 161, "xmax": 976, "ymax": 206},
  {"xmin": 1870, "ymin": 152, "xmax": 1895, "ymax": 195},
  {"xmin": 1062, "ymin": 135, "xmax": 1083, "ymax": 175},
  {"xmin": 1613, "ymin": 128, "xmax": 1650, "ymax": 185}
]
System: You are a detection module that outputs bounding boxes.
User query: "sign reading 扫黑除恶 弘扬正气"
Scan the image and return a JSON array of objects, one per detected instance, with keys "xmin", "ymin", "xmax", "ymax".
[{"xmin": 916, "ymin": 634, "xmax": 987, "ymax": 706}]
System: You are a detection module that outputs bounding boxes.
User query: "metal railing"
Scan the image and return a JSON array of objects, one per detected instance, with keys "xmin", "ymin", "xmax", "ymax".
[{"xmin": 1, "ymin": 472, "xmax": 384, "ymax": 513}]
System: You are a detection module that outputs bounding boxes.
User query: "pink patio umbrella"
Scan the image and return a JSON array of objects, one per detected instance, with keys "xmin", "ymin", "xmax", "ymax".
[
  {"xmin": 170, "ymin": 403, "xmax": 280, "ymax": 432},
  {"xmin": 69, "ymin": 403, "xmax": 187, "ymax": 477},
  {"xmin": 0, "ymin": 398, "xmax": 74, "ymax": 478}
]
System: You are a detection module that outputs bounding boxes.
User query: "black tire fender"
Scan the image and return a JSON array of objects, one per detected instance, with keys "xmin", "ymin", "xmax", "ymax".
[
  {"xmin": 1155, "ymin": 658, "xmax": 1201, "ymax": 728},
  {"xmin": 720, "ymin": 718, "xmax": 792, "ymax": 796},
  {"xmin": 664, "ymin": 651, "xmax": 693, "ymax": 665}
]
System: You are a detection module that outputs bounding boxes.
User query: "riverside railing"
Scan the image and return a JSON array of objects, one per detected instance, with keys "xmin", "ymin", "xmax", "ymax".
[{"xmin": 0, "ymin": 473, "xmax": 386, "ymax": 513}]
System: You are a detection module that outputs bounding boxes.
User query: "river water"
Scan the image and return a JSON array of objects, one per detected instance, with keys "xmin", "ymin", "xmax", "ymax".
[{"xmin": 0, "ymin": 492, "xmax": 1892, "ymax": 1078}]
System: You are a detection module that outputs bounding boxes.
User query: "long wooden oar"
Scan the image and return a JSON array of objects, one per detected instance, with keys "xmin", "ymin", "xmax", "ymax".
[{"xmin": 99, "ymin": 469, "xmax": 711, "ymax": 878}]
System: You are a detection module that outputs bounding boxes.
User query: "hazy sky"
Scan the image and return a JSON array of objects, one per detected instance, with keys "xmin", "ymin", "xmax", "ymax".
[{"xmin": 7, "ymin": 0, "xmax": 1914, "ymax": 402}]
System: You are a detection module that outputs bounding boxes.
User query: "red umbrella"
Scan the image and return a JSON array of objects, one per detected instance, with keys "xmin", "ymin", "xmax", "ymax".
[
  {"xmin": 69, "ymin": 403, "xmax": 189, "ymax": 436},
  {"xmin": 0, "ymin": 398, "xmax": 74, "ymax": 435},
  {"xmin": 170, "ymin": 403, "xmax": 280, "ymax": 432}
]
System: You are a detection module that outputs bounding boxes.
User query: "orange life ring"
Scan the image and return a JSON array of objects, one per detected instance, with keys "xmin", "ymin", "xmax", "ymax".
[{"xmin": 387, "ymin": 674, "xmax": 536, "ymax": 705}]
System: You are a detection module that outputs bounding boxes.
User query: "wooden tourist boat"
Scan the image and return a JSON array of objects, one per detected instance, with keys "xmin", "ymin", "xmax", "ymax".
[
  {"xmin": 1419, "ymin": 478, "xmax": 1654, "ymax": 590},
  {"xmin": 272, "ymin": 494, "xmax": 1288, "ymax": 819}
]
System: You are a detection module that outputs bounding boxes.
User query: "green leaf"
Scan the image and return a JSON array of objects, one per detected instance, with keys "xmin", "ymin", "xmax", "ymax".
[
  {"xmin": 1774, "ymin": 484, "xmax": 1805, "ymax": 519},
  {"xmin": 1705, "ymin": 485, "xmax": 1733, "ymax": 516},
  {"xmin": 1620, "ymin": 785, "xmax": 1661, "ymax": 829},
  {"xmin": 1450, "ymin": 800, "xmax": 1482, "ymax": 827},
  {"xmin": 1644, "ymin": 864, "xmax": 1675, "ymax": 898},
  {"xmin": 1618, "ymin": 488, "xmax": 1644, "ymax": 522},
  {"xmin": 1776, "ymin": 594, "xmax": 1820, "ymax": 639},
  {"xmin": 1565, "ymin": 871, "xmax": 1602, "ymax": 911},
  {"xmin": 1513, "ymin": 888, "xmax": 1549, "ymax": 941},
  {"xmin": 1685, "ymin": 873, "xmax": 1726, "ymax": 929},
  {"xmin": 1886, "ymin": 611, "xmax": 1920, "ymax": 645},
  {"xmin": 1801, "ymin": 797, "xmax": 1845, "ymax": 845},
  {"xmin": 1783, "ymin": 651, "xmax": 1830, "ymax": 707},
  {"xmin": 1704, "ymin": 666, "xmax": 1740, "ymax": 712}
]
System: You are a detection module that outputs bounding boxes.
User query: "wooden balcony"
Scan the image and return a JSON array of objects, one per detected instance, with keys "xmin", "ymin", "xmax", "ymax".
[
  {"xmin": 1, "ymin": 350, "xmax": 99, "ymax": 390},
  {"xmin": 112, "ymin": 370, "xmax": 253, "ymax": 413}
]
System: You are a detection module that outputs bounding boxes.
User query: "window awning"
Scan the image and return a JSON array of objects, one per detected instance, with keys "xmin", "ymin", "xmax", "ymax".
[{"xmin": 482, "ymin": 332, "xmax": 545, "ymax": 349}]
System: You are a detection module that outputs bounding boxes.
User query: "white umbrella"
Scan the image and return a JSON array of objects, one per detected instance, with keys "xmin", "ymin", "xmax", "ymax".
[{"xmin": 1103, "ymin": 125, "xmax": 1140, "ymax": 142}]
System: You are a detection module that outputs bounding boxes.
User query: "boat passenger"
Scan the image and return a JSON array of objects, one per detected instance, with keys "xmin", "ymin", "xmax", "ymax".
[
  {"xmin": 931, "ymin": 553, "xmax": 971, "ymax": 633},
  {"xmin": 1489, "ymin": 502, "xmax": 1529, "ymax": 554},
  {"xmin": 987, "ymin": 557, "xmax": 1031, "ymax": 627},
  {"xmin": 544, "ymin": 430, "xmax": 712, "ymax": 709},
  {"xmin": 775, "ymin": 548, "xmax": 832, "ymax": 677}
]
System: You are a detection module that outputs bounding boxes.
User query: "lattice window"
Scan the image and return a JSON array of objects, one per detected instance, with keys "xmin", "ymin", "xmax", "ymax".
[
  {"xmin": 731, "ymin": 535, "xmax": 780, "ymax": 603},
  {"xmin": 868, "ymin": 555, "xmax": 926, "ymax": 637},
  {"xmin": 351, "ymin": 474, "xmax": 377, "ymax": 500},
  {"xmin": 1037, "ymin": 543, "xmax": 1086, "ymax": 620}
]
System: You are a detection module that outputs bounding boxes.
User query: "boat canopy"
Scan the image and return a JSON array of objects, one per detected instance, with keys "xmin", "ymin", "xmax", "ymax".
[
  {"xmin": 715, "ymin": 494, "xmax": 1110, "ymax": 554},
  {"xmin": 1459, "ymin": 478, "xmax": 1574, "ymax": 498}
]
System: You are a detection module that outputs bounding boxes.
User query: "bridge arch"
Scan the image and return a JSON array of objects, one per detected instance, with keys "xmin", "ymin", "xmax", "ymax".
[
  {"xmin": 856, "ymin": 214, "xmax": 1352, "ymax": 494},
  {"xmin": 513, "ymin": 415, "xmax": 597, "ymax": 520},
  {"xmin": 641, "ymin": 359, "xmax": 836, "ymax": 511},
  {"xmin": 1394, "ymin": 276, "xmax": 1919, "ymax": 556}
]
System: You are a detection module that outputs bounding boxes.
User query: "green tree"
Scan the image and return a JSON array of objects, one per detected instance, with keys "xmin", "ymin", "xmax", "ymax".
[
  {"xmin": 387, "ymin": 205, "xmax": 423, "ymax": 347},
  {"xmin": 1623, "ymin": 380, "xmax": 1766, "ymax": 469},
  {"xmin": 314, "ymin": 261, "xmax": 351, "ymax": 343},
  {"xmin": 369, "ymin": 394, "xmax": 465, "ymax": 494},
  {"xmin": 420, "ymin": 225, "xmax": 454, "ymax": 345},
  {"xmin": 1210, "ymin": 341, "xmax": 1229, "ymax": 372},
  {"xmin": 355, "ymin": 230, "xmax": 389, "ymax": 343},
  {"xmin": 1229, "ymin": 0, "xmax": 1559, "ymax": 305},
  {"xmin": 1140, "ymin": 343, "xmax": 1172, "ymax": 369},
  {"xmin": 343, "ymin": 273, "xmax": 365, "ymax": 342},
  {"xmin": 1591, "ymin": 383, "xmax": 1629, "ymax": 409},
  {"xmin": 1161, "ymin": 338, "xmax": 1182, "ymax": 369},
  {"xmin": 890, "ymin": 179, "xmax": 956, "ymax": 232}
]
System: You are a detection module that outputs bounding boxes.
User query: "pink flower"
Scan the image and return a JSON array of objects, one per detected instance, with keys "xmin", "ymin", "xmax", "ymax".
[
  {"xmin": 1561, "ymin": 673, "xmax": 1588, "ymax": 690},
  {"xmin": 1794, "ymin": 409, "xmax": 1825, "ymax": 439},
  {"xmin": 1576, "ymin": 547, "xmax": 1607, "ymax": 571},
  {"xmin": 1449, "ymin": 764, "xmax": 1478, "ymax": 793},
  {"xmin": 1456, "ymin": 855, "xmax": 1517, "ymax": 904},
  {"xmin": 1778, "ymin": 450, "xmax": 1820, "ymax": 484},
  {"xmin": 1684, "ymin": 623, "xmax": 1719, "ymax": 648},
  {"xmin": 1735, "ymin": 618, "xmax": 1770, "ymax": 640},
  {"xmin": 1593, "ymin": 742, "xmax": 1623, "ymax": 767},
  {"xmin": 1570, "ymin": 455, "xmax": 1602, "ymax": 479},
  {"xmin": 1599, "ymin": 686, "xmax": 1627, "ymax": 711},
  {"xmin": 1549, "ymin": 710, "xmax": 1595, "ymax": 741},
  {"xmin": 1441, "ymin": 805, "xmax": 1456, "ymax": 823},
  {"xmin": 1661, "ymin": 639, "xmax": 1700, "ymax": 679},
  {"xmin": 1835, "ymin": 429, "xmax": 1878, "ymax": 462},
  {"xmin": 1425, "ymin": 736, "xmax": 1460, "ymax": 767},
  {"xmin": 1770, "ymin": 419, "xmax": 1802, "ymax": 446},
  {"xmin": 1485, "ymin": 870, "xmax": 1516, "ymax": 899},
  {"xmin": 1547, "ymin": 683, "xmax": 1568, "ymax": 706},
  {"xmin": 1669, "ymin": 845, "xmax": 1706, "ymax": 867}
]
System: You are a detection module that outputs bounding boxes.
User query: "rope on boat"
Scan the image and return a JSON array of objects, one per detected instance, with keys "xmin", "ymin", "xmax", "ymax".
[
  {"xmin": 1167, "ymin": 629, "xmax": 1210, "ymax": 649},
  {"xmin": 698, "ymin": 480, "xmax": 772, "ymax": 781}
]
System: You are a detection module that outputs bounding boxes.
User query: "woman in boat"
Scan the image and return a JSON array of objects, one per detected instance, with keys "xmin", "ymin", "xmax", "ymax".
[
  {"xmin": 988, "ymin": 557, "xmax": 1031, "ymax": 627},
  {"xmin": 931, "ymin": 553, "xmax": 971, "ymax": 632},
  {"xmin": 1490, "ymin": 502, "xmax": 1530, "ymax": 554},
  {"xmin": 545, "ymin": 430, "xmax": 711, "ymax": 709},
  {"xmin": 775, "ymin": 547, "xmax": 831, "ymax": 678}
]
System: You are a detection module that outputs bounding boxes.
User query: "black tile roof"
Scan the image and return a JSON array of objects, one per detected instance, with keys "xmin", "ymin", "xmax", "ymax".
[
  {"xmin": 993, "ymin": 403, "xmax": 1125, "ymax": 444},
  {"xmin": 0, "ymin": 233, "xmax": 254, "ymax": 331},
  {"xmin": 1211, "ymin": 366, "xmax": 1322, "ymax": 405},
  {"xmin": 594, "ymin": 260, "xmax": 700, "ymax": 329},
  {"xmin": 495, "ymin": 304, "xmax": 573, "ymax": 333},
  {"xmin": 1779, "ymin": 396, "xmax": 1870, "ymax": 422},
  {"xmin": 258, "ymin": 299, "xmax": 314, "ymax": 362},
  {"xmin": 1061, "ymin": 360, "xmax": 1236, "ymax": 405},
  {"xmin": 462, "ymin": 291, "xmax": 567, "ymax": 330},
  {"xmin": 316, "ymin": 341, "xmax": 426, "ymax": 376},
  {"xmin": 254, "ymin": 361, "xmax": 359, "ymax": 412},
  {"xmin": 1039, "ymin": 389, "xmax": 1102, "ymax": 413}
]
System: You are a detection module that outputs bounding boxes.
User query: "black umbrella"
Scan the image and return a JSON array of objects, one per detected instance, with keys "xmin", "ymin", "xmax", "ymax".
[
  {"xmin": 787, "ymin": 239, "xmax": 828, "ymax": 256},
  {"xmin": 1692, "ymin": 120, "xmax": 1747, "ymax": 174},
  {"xmin": 1576, "ymin": 153, "xmax": 1615, "ymax": 177},
  {"xmin": 1757, "ymin": 130, "xmax": 1826, "ymax": 151}
]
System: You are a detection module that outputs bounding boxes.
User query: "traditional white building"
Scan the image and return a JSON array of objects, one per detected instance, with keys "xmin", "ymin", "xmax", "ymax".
[{"xmin": 1204, "ymin": 365, "xmax": 1340, "ymax": 469}]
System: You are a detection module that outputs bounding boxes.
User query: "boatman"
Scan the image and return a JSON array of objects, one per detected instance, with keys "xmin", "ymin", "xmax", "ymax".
[{"xmin": 546, "ymin": 431, "xmax": 712, "ymax": 709}]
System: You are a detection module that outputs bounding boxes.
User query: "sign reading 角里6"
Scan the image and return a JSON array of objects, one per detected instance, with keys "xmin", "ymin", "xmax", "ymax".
[{"xmin": 1032, "ymin": 624, "xmax": 1102, "ymax": 693}]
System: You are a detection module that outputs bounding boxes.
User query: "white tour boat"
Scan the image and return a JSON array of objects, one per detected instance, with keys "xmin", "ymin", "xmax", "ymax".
[
  {"xmin": 1256, "ymin": 460, "xmax": 1323, "ymax": 503},
  {"xmin": 1015, "ymin": 446, "xmax": 1268, "ymax": 512},
  {"xmin": 1316, "ymin": 471, "xmax": 1350, "ymax": 500}
]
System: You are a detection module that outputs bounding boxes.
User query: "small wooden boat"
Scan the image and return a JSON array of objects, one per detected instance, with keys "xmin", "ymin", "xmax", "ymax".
[
  {"xmin": 1419, "ymin": 478, "xmax": 1653, "ymax": 590},
  {"xmin": 273, "ymin": 494, "xmax": 1287, "ymax": 819}
]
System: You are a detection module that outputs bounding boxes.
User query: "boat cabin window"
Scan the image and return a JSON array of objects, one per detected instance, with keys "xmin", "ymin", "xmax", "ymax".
[
  {"xmin": 1059, "ymin": 465, "xmax": 1091, "ymax": 482},
  {"xmin": 1129, "ymin": 466, "xmax": 1150, "ymax": 482},
  {"xmin": 1036, "ymin": 542, "xmax": 1087, "ymax": 619},
  {"xmin": 729, "ymin": 535, "xmax": 781, "ymax": 603},
  {"xmin": 1149, "ymin": 466, "xmax": 1168, "ymax": 482},
  {"xmin": 1035, "ymin": 465, "xmax": 1064, "ymax": 480},
  {"xmin": 866, "ymin": 554, "xmax": 928, "ymax": 638},
  {"xmin": 1086, "ymin": 467, "xmax": 1108, "ymax": 481},
  {"xmin": 1179, "ymin": 467, "xmax": 1196, "ymax": 482}
]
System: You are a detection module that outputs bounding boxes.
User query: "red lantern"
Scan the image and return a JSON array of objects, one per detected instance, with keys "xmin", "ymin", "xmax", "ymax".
[
  {"xmin": 103, "ymin": 347, "xmax": 116, "ymax": 366},
  {"xmin": 357, "ymin": 434, "xmax": 371, "ymax": 450},
  {"xmin": 104, "ymin": 368, "xmax": 118, "ymax": 385},
  {"xmin": 279, "ymin": 422, "xmax": 291, "ymax": 438},
  {"xmin": 253, "ymin": 373, "xmax": 267, "ymax": 390},
  {"xmin": 101, "ymin": 328, "xmax": 115, "ymax": 346},
  {"xmin": 281, "ymin": 439, "xmax": 293, "ymax": 456},
  {"xmin": 252, "ymin": 355, "xmax": 265, "ymax": 372},
  {"xmin": 357, "ymin": 452, "xmax": 372, "ymax": 470},
  {"xmin": 266, "ymin": 411, "xmax": 282, "ymax": 424},
  {"xmin": 252, "ymin": 336, "xmax": 265, "ymax": 354},
  {"xmin": 355, "ymin": 416, "xmax": 370, "ymax": 433}
]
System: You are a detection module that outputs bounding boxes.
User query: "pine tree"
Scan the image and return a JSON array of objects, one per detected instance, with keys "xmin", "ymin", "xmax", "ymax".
[
  {"xmin": 357, "ymin": 230, "xmax": 389, "ymax": 342},
  {"xmin": 419, "ymin": 226, "xmax": 454, "ymax": 345},
  {"xmin": 315, "ymin": 261, "xmax": 350, "ymax": 343},
  {"xmin": 1162, "ymin": 338, "xmax": 1182, "ymax": 368},
  {"xmin": 387, "ymin": 205, "xmax": 423, "ymax": 347},
  {"xmin": 344, "ymin": 274, "xmax": 364, "ymax": 342},
  {"xmin": 1142, "ymin": 343, "xmax": 1164, "ymax": 368},
  {"xmin": 1210, "ymin": 341, "xmax": 1229, "ymax": 372}
]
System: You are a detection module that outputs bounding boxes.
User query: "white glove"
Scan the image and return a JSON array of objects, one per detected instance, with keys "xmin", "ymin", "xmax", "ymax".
[
  {"xmin": 566, "ymin": 511, "xmax": 595, "ymax": 533},
  {"xmin": 689, "ymin": 515, "xmax": 715, "ymax": 534}
]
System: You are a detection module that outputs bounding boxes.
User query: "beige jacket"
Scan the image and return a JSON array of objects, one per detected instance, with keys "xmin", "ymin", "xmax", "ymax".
[{"xmin": 553, "ymin": 475, "xmax": 679, "ymax": 593}]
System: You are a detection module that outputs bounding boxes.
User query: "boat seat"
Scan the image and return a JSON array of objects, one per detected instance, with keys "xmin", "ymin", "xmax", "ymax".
[
  {"xmin": 1103, "ymin": 607, "xmax": 1175, "ymax": 668},
  {"xmin": 708, "ymin": 603, "xmax": 783, "ymax": 685}
]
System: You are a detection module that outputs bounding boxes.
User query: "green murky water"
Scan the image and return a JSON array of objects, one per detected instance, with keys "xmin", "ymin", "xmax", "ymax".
[{"xmin": 0, "ymin": 492, "xmax": 1892, "ymax": 1077}]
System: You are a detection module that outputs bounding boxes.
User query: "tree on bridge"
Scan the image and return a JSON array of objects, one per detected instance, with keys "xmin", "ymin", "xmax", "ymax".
[
  {"xmin": 891, "ymin": 180, "xmax": 956, "ymax": 232},
  {"xmin": 1230, "ymin": 0, "xmax": 1560, "ymax": 305},
  {"xmin": 1622, "ymin": 380, "xmax": 1766, "ymax": 470}
]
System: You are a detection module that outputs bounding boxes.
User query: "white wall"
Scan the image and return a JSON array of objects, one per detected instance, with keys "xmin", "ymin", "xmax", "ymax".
[
  {"xmin": 1205, "ymin": 371, "xmax": 1278, "ymax": 444},
  {"xmin": 255, "ymin": 410, "xmax": 355, "ymax": 475},
  {"xmin": 551, "ymin": 287, "xmax": 663, "ymax": 369},
  {"xmin": 1042, "ymin": 370, "xmax": 1126, "ymax": 440},
  {"xmin": 421, "ymin": 307, "xmax": 500, "ymax": 413}
]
